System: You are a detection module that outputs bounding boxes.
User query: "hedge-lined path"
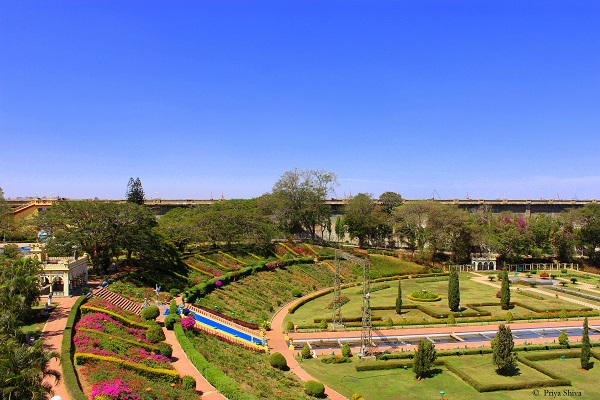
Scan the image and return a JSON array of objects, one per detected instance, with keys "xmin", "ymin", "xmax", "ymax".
[
  {"xmin": 157, "ymin": 299, "xmax": 226, "ymax": 400},
  {"xmin": 41, "ymin": 294, "xmax": 81, "ymax": 400},
  {"xmin": 268, "ymin": 291, "xmax": 351, "ymax": 400}
]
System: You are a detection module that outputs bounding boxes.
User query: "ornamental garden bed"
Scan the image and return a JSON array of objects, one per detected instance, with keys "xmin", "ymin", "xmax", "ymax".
[{"xmin": 70, "ymin": 299, "xmax": 197, "ymax": 399}]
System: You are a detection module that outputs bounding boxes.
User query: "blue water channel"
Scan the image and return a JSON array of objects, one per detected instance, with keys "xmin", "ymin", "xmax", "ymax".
[{"xmin": 191, "ymin": 311, "xmax": 265, "ymax": 346}]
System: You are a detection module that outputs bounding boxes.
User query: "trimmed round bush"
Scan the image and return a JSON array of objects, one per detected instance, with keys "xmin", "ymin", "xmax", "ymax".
[
  {"xmin": 181, "ymin": 375, "xmax": 196, "ymax": 390},
  {"xmin": 286, "ymin": 321, "xmax": 295, "ymax": 332},
  {"xmin": 164, "ymin": 314, "xmax": 181, "ymax": 330},
  {"xmin": 141, "ymin": 305, "xmax": 160, "ymax": 321},
  {"xmin": 341, "ymin": 343, "xmax": 352, "ymax": 358},
  {"xmin": 269, "ymin": 352, "xmax": 288, "ymax": 370},
  {"xmin": 156, "ymin": 342, "xmax": 173, "ymax": 358},
  {"xmin": 319, "ymin": 319, "xmax": 328, "ymax": 330},
  {"xmin": 301, "ymin": 345, "xmax": 312, "ymax": 359},
  {"xmin": 291, "ymin": 288, "xmax": 302, "ymax": 297},
  {"xmin": 169, "ymin": 288, "xmax": 180, "ymax": 297},
  {"xmin": 146, "ymin": 323, "xmax": 166, "ymax": 343},
  {"xmin": 304, "ymin": 380, "xmax": 325, "ymax": 398}
]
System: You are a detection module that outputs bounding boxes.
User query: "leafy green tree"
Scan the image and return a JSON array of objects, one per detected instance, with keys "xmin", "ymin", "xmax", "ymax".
[
  {"xmin": 157, "ymin": 206, "xmax": 197, "ymax": 251},
  {"xmin": 492, "ymin": 324, "xmax": 516, "ymax": 375},
  {"xmin": 573, "ymin": 203, "xmax": 600, "ymax": 263},
  {"xmin": 126, "ymin": 177, "xmax": 146, "ymax": 205},
  {"xmin": 40, "ymin": 201, "xmax": 164, "ymax": 271},
  {"xmin": 186, "ymin": 198, "xmax": 275, "ymax": 247},
  {"xmin": 448, "ymin": 267, "xmax": 460, "ymax": 312},
  {"xmin": 344, "ymin": 193, "xmax": 378, "ymax": 248},
  {"xmin": 525, "ymin": 213, "xmax": 559, "ymax": 259},
  {"xmin": 581, "ymin": 317, "xmax": 591, "ymax": 369},
  {"xmin": 0, "ymin": 339, "xmax": 60, "ymax": 400},
  {"xmin": 378, "ymin": 192, "xmax": 402, "ymax": 216},
  {"xmin": 395, "ymin": 280, "xmax": 402, "ymax": 314},
  {"xmin": 271, "ymin": 168, "xmax": 338, "ymax": 240},
  {"xmin": 500, "ymin": 265, "xmax": 511, "ymax": 310},
  {"xmin": 412, "ymin": 339, "xmax": 437, "ymax": 380}
]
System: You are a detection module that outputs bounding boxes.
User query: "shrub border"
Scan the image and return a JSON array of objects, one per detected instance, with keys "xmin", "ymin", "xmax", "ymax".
[
  {"xmin": 74, "ymin": 352, "xmax": 180, "ymax": 383},
  {"xmin": 174, "ymin": 323, "xmax": 258, "ymax": 400},
  {"xmin": 61, "ymin": 295, "xmax": 88, "ymax": 400}
]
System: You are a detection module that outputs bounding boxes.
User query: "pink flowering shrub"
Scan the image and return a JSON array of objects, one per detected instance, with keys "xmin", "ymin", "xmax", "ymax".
[
  {"xmin": 91, "ymin": 379, "xmax": 140, "ymax": 400},
  {"xmin": 181, "ymin": 315, "xmax": 196, "ymax": 331},
  {"xmin": 76, "ymin": 313, "xmax": 147, "ymax": 342}
]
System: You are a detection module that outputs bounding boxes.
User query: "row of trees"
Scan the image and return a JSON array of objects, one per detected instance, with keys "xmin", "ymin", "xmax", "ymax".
[
  {"xmin": 4, "ymin": 168, "xmax": 600, "ymax": 265},
  {"xmin": 344, "ymin": 194, "xmax": 600, "ymax": 265}
]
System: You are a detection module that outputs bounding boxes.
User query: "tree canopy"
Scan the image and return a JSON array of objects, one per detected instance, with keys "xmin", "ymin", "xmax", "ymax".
[{"xmin": 271, "ymin": 168, "xmax": 337, "ymax": 240}]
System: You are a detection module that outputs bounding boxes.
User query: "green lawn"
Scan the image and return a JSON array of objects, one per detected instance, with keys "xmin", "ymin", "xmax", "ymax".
[
  {"xmin": 299, "ymin": 351, "xmax": 600, "ymax": 400},
  {"xmin": 284, "ymin": 275, "xmax": 591, "ymax": 329},
  {"xmin": 535, "ymin": 357, "xmax": 600, "ymax": 399}
]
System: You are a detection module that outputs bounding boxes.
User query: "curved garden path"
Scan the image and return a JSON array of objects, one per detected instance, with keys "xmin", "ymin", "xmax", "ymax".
[
  {"xmin": 268, "ymin": 291, "xmax": 349, "ymax": 400},
  {"xmin": 156, "ymin": 301, "xmax": 226, "ymax": 400}
]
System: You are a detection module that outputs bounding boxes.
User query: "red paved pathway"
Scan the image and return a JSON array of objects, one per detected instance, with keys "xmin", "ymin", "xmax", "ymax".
[
  {"xmin": 41, "ymin": 294, "xmax": 80, "ymax": 400},
  {"xmin": 268, "ymin": 293, "xmax": 349, "ymax": 400},
  {"xmin": 157, "ymin": 301, "xmax": 227, "ymax": 400}
]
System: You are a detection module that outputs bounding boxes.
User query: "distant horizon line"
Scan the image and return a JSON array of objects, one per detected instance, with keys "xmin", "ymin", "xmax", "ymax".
[{"xmin": 6, "ymin": 196, "xmax": 598, "ymax": 203}]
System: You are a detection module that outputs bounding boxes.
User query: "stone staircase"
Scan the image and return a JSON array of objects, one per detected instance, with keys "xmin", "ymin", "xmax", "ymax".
[{"xmin": 92, "ymin": 287, "xmax": 143, "ymax": 315}]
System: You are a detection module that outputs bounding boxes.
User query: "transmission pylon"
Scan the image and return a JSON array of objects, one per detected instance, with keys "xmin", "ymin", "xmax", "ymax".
[
  {"xmin": 331, "ymin": 252, "xmax": 343, "ymax": 330},
  {"xmin": 336, "ymin": 250, "xmax": 374, "ymax": 357}
]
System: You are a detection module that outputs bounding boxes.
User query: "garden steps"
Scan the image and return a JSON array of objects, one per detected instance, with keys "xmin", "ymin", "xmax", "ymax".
[{"xmin": 92, "ymin": 287, "xmax": 143, "ymax": 315}]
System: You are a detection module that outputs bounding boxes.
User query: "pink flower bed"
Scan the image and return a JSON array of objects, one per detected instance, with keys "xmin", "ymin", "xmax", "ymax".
[
  {"xmin": 91, "ymin": 378, "xmax": 140, "ymax": 400},
  {"xmin": 74, "ymin": 315, "xmax": 172, "ymax": 369},
  {"xmin": 76, "ymin": 313, "xmax": 148, "ymax": 343}
]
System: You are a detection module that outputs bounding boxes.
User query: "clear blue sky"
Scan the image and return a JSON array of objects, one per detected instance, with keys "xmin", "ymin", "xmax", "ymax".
[{"xmin": 1, "ymin": 1, "xmax": 599, "ymax": 200}]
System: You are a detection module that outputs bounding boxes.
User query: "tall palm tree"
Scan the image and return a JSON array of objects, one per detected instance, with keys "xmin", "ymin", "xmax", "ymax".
[{"xmin": 0, "ymin": 338, "xmax": 61, "ymax": 400}]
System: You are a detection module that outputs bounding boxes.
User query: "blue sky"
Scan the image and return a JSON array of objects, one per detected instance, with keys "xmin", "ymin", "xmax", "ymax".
[{"xmin": 1, "ymin": 1, "xmax": 599, "ymax": 200}]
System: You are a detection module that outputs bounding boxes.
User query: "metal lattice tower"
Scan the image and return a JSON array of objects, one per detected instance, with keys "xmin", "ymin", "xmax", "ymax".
[
  {"xmin": 331, "ymin": 252, "xmax": 343, "ymax": 329},
  {"xmin": 336, "ymin": 250, "xmax": 374, "ymax": 357}
]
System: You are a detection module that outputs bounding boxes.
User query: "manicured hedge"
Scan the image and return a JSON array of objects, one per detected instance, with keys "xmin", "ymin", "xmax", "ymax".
[
  {"xmin": 174, "ymin": 324, "xmax": 258, "ymax": 400},
  {"xmin": 407, "ymin": 294, "xmax": 441, "ymax": 302},
  {"xmin": 80, "ymin": 305, "xmax": 150, "ymax": 329},
  {"xmin": 378, "ymin": 343, "xmax": 588, "ymax": 361},
  {"xmin": 74, "ymin": 352, "xmax": 180, "ymax": 383},
  {"xmin": 61, "ymin": 295, "xmax": 88, "ymax": 400}
]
